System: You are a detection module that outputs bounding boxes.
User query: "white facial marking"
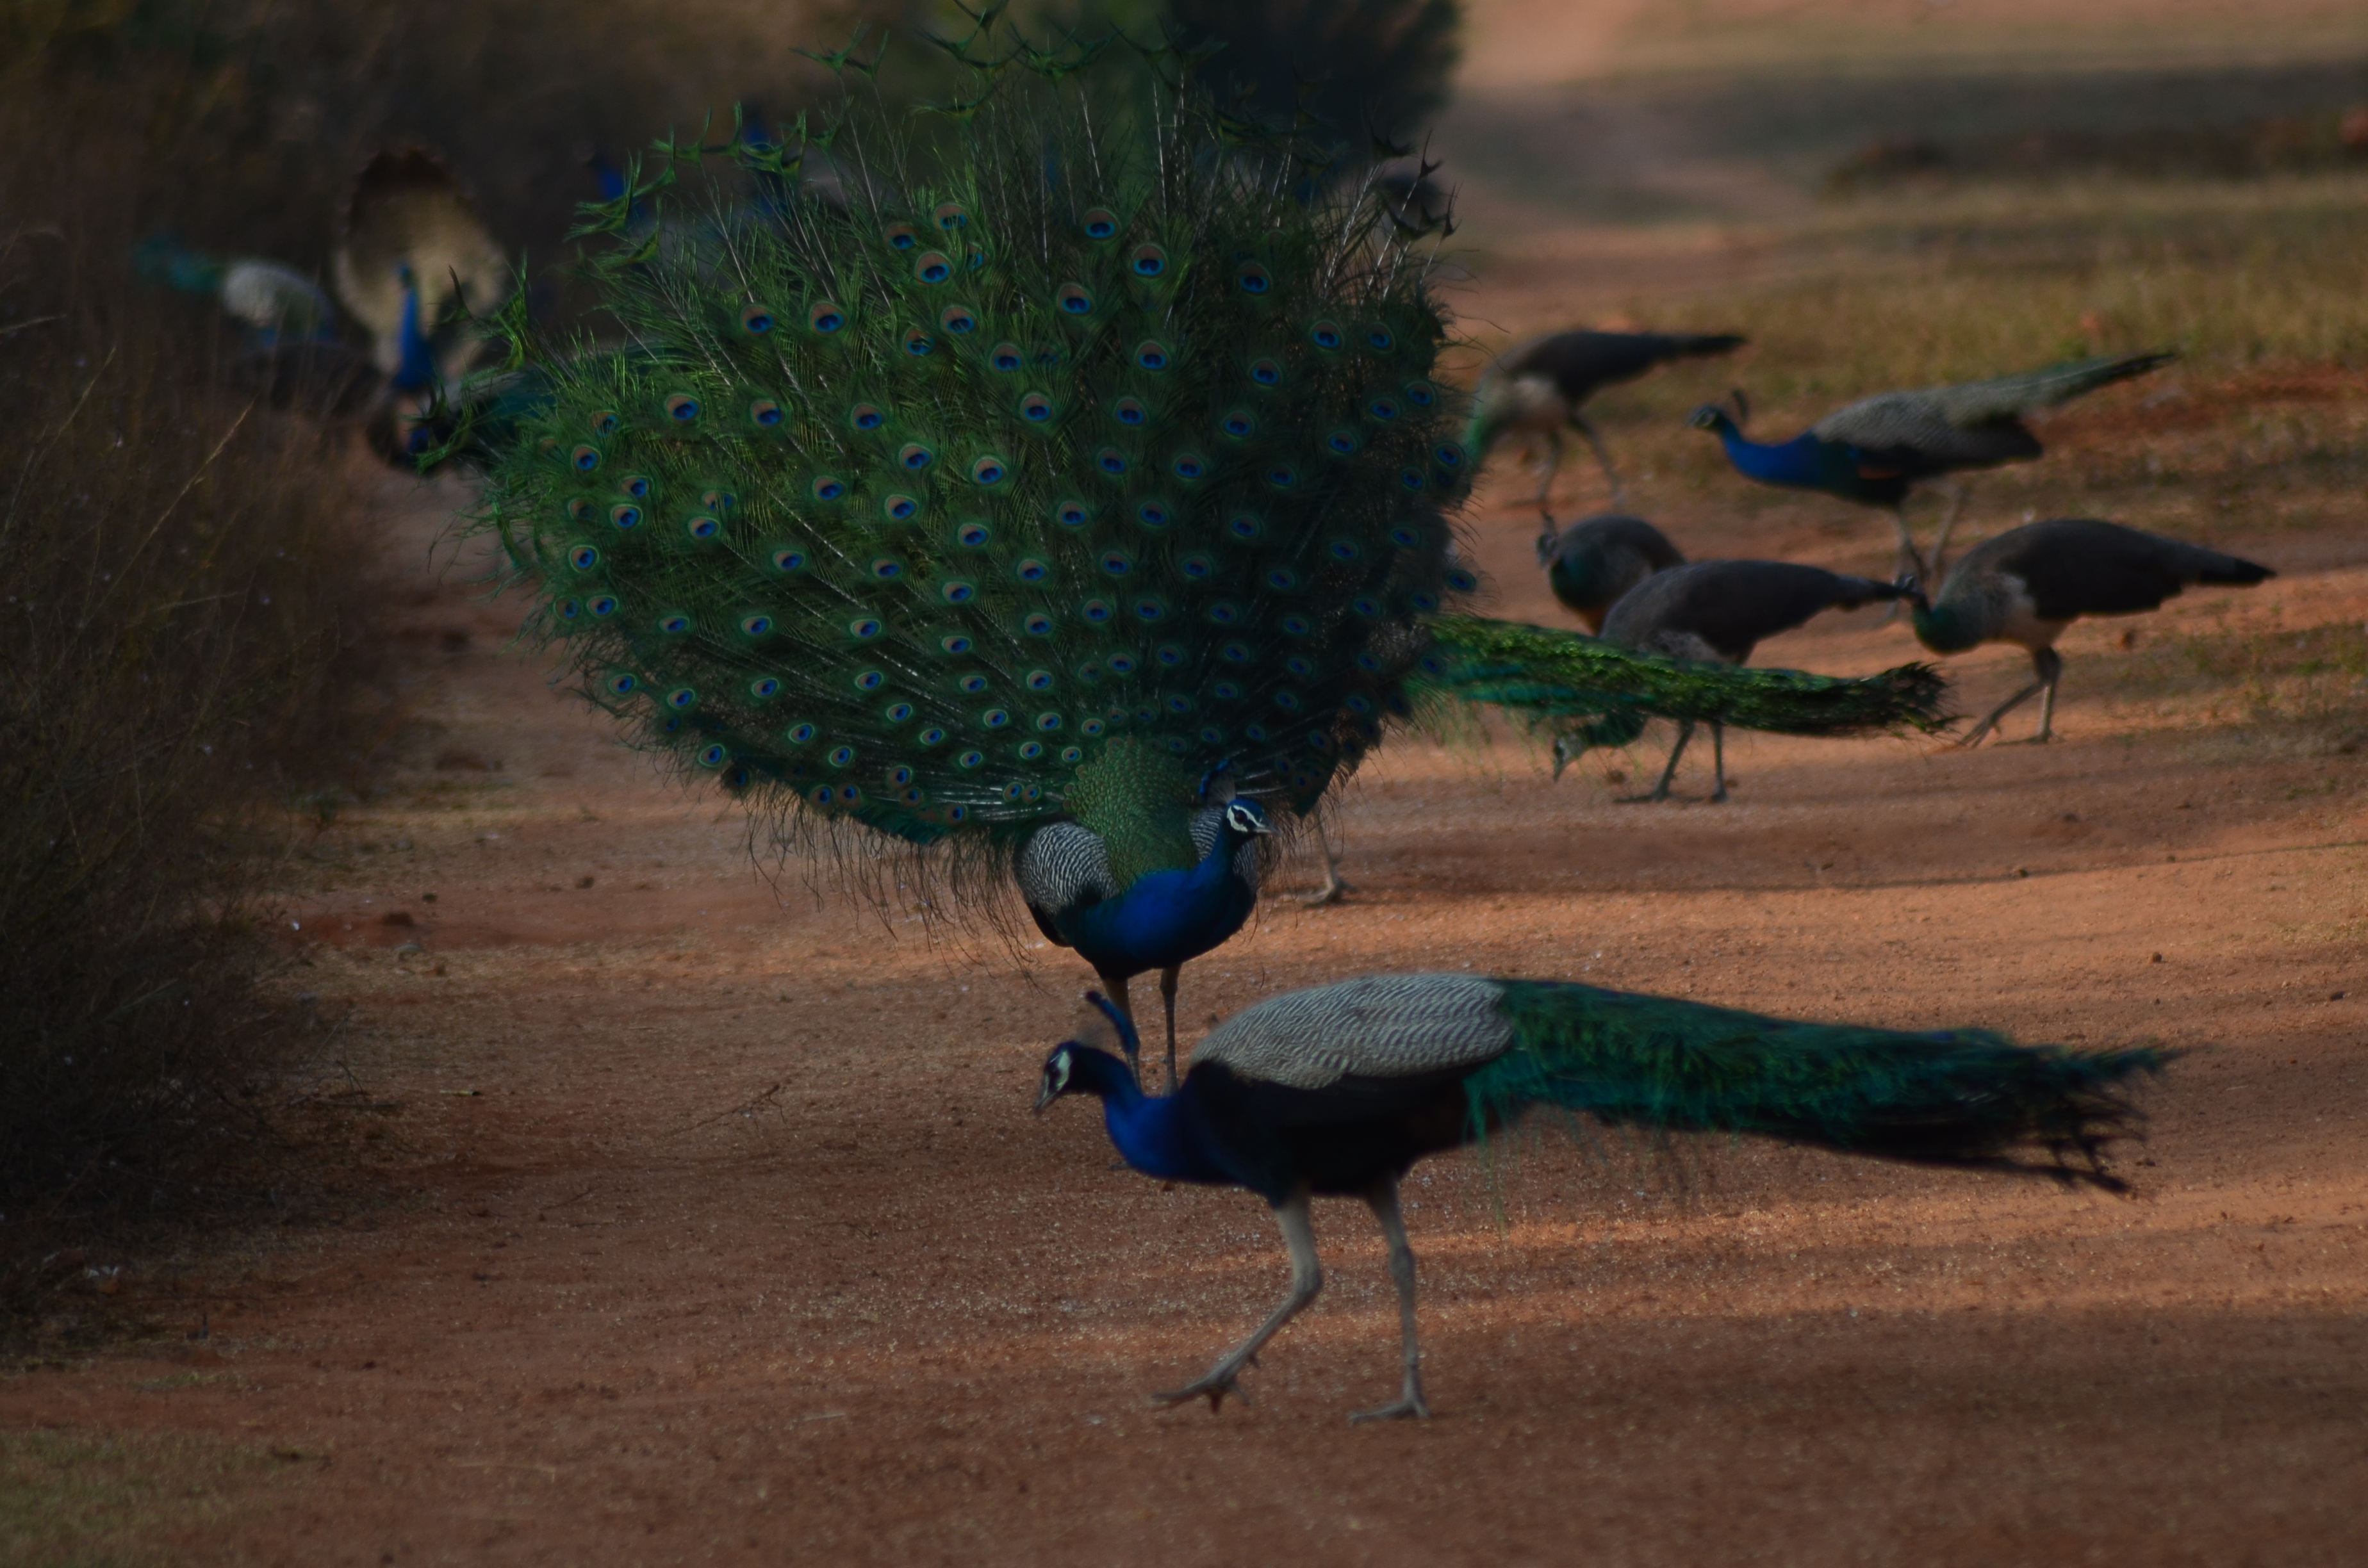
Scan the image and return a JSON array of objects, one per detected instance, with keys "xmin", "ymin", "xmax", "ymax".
[{"xmin": 1050, "ymin": 1051, "xmax": 1071, "ymax": 1093}]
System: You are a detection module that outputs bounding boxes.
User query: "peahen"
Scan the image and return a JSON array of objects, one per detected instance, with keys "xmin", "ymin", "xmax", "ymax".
[
  {"xmin": 1691, "ymin": 351, "xmax": 2176, "ymax": 584},
  {"xmin": 1901, "ymin": 518, "xmax": 2273, "ymax": 746},
  {"xmin": 1536, "ymin": 512, "xmax": 1685, "ymax": 633},
  {"xmin": 1469, "ymin": 329, "xmax": 1746, "ymax": 514},
  {"xmin": 1586, "ymin": 560, "xmax": 1909, "ymax": 801},
  {"xmin": 457, "ymin": 26, "xmax": 1952, "ymax": 1086},
  {"xmin": 333, "ymin": 147, "xmax": 511, "ymax": 395},
  {"xmin": 1037, "ymin": 976, "xmax": 2166, "ymax": 1420}
]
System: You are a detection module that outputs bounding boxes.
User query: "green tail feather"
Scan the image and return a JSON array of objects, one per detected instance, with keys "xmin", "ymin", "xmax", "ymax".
[
  {"xmin": 1472, "ymin": 981, "xmax": 2168, "ymax": 1184},
  {"xmin": 1418, "ymin": 614, "xmax": 1951, "ymax": 753},
  {"xmin": 465, "ymin": 29, "xmax": 1476, "ymax": 878}
]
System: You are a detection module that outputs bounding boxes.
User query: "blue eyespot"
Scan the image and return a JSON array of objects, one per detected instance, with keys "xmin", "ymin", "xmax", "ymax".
[
  {"xmin": 772, "ymin": 547, "xmax": 808, "ymax": 573},
  {"xmin": 1130, "ymin": 244, "xmax": 1167, "ymax": 277},
  {"xmin": 742, "ymin": 305, "xmax": 777, "ymax": 334},
  {"xmin": 850, "ymin": 403, "xmax": 887, "ymax": 431},
  {"xmin": 666, "ymin": 393, "xmax": 700, "ymax": 421},
  {"xmin": 915, "ymin": 252, "xmax": 953, "ymax": 284},
  {"xmin": 1310, "ymin": 321, "xmax": 1343, "ymax": 350},
  {"xmin": 812, "ymin": 476, "xmax": 846, "ymax": 502},
  {"xmin": 1083, "ymin": 208, "xmax": 1119, "ymax": 240},
  {"xmin": 568, "ymin": 544, "xmax": 601, "ymax": 571},
  {"xmin": 991, "ymin": 342, "xmax": 1024, "ymax": 372},
  {"xmin": 809, "ymin": 302, "xmax": 844, "ymax": 333}
]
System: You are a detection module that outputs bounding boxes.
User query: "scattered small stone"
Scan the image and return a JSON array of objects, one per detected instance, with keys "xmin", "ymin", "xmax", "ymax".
[
  {"xmin": 379, "ymin": 910, "xmax": 415, "ymax": 928},
  {"xmin": 422, "ymin": 892, "xmax": 437, "ymax": 902},
  {"xmin": 2151, "ymin": 952, "xmax": 2164, "ymax": 964},
  {"xmin": 577, "ymin": 875, "xmax": 596, "ymax": 888}
]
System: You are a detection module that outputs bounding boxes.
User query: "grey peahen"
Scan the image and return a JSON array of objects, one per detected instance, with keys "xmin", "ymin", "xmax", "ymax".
[
  {"xmin": 1902, "ymin": 518, "xmax": 2273, "ymax": 746},
  {"xmin": 1037, "ymin": 976, "xmax": 2166, "ymax": 1420},
  {"xmin": 1469, "ymin": 329, "xmax": 1746, "ymax": 514},
  {"xmin": 1582, "ymin": 560, "xmax": 1908, "ymax": 801},
  {"xmin": 454, "ymin": 23, "xmax": 1952, "ymax": 1087},
  {"xmin": 1691, "ymin": 351, "xmax": 2177, "ymax": 584},
  {"xmin": 1536, "ymin": 512, "xmax": 1686, "ymax": 633}
]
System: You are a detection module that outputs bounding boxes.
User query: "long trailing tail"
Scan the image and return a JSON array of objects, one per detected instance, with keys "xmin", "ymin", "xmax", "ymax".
[
  {"xmin": 1657, "ymin": 331, "xmax": 1748, "ymax": 361},
  {"xmin": 1937, "ymin": 349, "xmax": 2178, "ymax": 423},
  {"xmin": 1472, "ymin": 981, "xmax": 2169, "ymax": 1186},
  {"xmin": 1420, "ymin": 614, "xmax": 1951, "ymax": 744}
]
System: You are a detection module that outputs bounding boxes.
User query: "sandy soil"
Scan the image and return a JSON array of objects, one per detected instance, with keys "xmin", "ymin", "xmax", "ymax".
[{"xmin": 6, "ymin": 398, "xmax": 2367, "ymax": 1561}]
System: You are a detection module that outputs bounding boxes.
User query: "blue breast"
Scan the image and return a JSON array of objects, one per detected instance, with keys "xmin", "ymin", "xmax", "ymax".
[
  {"xmin": 1720, "ymin": 428, "xmax": 1862, "ymax": 495},
  {"xmin": 1057, "ymin": 838, "xmax": 1255, "ymax": 977}
]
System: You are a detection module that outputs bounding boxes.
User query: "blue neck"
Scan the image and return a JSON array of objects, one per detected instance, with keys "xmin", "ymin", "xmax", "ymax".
[
  {"xmin": 1058, "ymin": 819, "xmax": 1259, "ymax": 977},
  {"xmin": 1066, "ymin": 1048, "xmax": 1236, "ymax": 1186},
  {"xmin": 1708, "ymin": 416, "xmax": 1849, "ymax": 491},
  {"xmin": 391, "ymin": 276, "xmax": 436, "ymax": 393}
]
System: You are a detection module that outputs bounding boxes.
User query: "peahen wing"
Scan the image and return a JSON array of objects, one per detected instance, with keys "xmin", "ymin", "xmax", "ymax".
[{"xmin": 1810, "ymin": 391, "xmax": 2041, "ymax": 466}]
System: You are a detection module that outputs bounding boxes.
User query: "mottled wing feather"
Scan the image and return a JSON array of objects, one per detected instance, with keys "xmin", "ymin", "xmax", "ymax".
[
  {"xmin": 1195, "ymin": 974, "xmax": 1513, "ymax": 1089},
  {"xmin": 1914, "ymin": 351, "xmax": 2176, "ymax": 425},
  {"xmin": 1810, "ymin": 393, "xmax": 2039, "ymax": 464},
  {"xmin": 1015, "ymin": 822, "xmax": 1120, "ymax": 922}
]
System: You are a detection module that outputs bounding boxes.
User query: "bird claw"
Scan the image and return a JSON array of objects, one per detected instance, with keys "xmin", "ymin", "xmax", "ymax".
[
  {"xmin": 1347, "ymin": 1394, "xmax": 1431, "ymax": 1423},
  {"xmin": 1298, "ymin": 872, "xmax": 1349, "ymax": 907},
  {"xmin": 1153, "ymin": 1364, "xmax": 1252, "ymax": 1414}
]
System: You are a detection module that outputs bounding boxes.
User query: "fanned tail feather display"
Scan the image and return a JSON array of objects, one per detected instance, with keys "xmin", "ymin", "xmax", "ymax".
[
  {"xmin": 1418, "ymin": 614, "xmax": 1952, "ymax": 746},
  {"xmin": 1473, "ymin": 981, "xmax": 2167, "ymax": 1184},
  {"xmin": 452, "ymin": 24, "xmax": 1961, "ymax": 901}
]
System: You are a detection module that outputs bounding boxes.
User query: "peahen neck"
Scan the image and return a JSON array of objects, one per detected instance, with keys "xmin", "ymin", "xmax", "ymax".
[
  {"xmin": 1069, "ymin": 1047, "xmax": 1232, "ymax": 1184},
  {"xmin": 1060, "ymin": 740, "xmax": 1197, "ymax": 888}
]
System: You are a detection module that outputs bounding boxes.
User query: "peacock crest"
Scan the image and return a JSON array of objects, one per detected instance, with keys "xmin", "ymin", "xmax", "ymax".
[{"xmin": 466, "ymin": 24, "xmax": 1474, "ymax": 869}]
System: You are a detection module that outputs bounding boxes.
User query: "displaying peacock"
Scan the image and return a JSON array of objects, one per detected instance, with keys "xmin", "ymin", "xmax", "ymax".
[
  {"xmin": 1037, "ymin": 976, "xmax": 2166, "ymax": 1419},
  {"xmin": 456, "ymin": 25, "xmax": 1951, "ymax": 1083}
]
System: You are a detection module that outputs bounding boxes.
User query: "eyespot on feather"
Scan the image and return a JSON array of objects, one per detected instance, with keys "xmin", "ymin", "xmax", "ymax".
[
  {"xmin": 1081, "ymin": 207, "xmax": 1119, "ymax": 240},
  {"xmin": 811, "ymin": 475, "xmax": 846, "ymax": 502},
  {"xmin": 883, "ymin": 220, "xmax": 919, "ymax": 250},
  {"xmin": 1310, "ymin": 320, "xmax": 1344, "ymax": 350},
  {"xmin": 666, "ymin": 393, "xmax": 701, "ymax": 421},
  {"xmin": 933, "ymin": 201, "xmax": 969, "ymax": 230},
  {"xmin": 940, "ymin": 304, "xmax": 978, "ymax": 335},
  {"xmin": 748, "ymin": 398, "xmax": 784, "ymax": 427},
  {"xmin": 990, "ymin": 341, "xmax": 1024, "ymax": 372},
  {"xmin": 1056, "ymin": 282, "xmax": 1094, "ymax": 315},
  {"xmin": 1020, "ymin": 391, "xmax": 1055, "ymax": 423},
  {"xmin": 901, "ymin": 326, "xmax": 935, "ymax": 356},
  {"xmin": 914, "ymin": 252, "xmax": 953, "ymax": 284},
  {"xmin": 1235, "ymin": 261, "xmax": 1270, "ymax": 294},
  {"xmin": 1133, "ymin": 339, "xmax": 1171, "ymax": 372},
  {"xmin": 1128, "ymin": 243, "xmax": 1167, "ymax": 277},
  {"xmin": 808, "ymin": 301, "xmax": 845, "ymax": 334},
  {"xmin": 849, "ymin": 403, "xmax": 887, "ymax": 432}
]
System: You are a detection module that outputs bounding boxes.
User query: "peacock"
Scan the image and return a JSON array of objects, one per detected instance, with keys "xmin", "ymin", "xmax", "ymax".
[
  {"xmin": 1585, "ymin": 560, "xmax": 1909, "ymax": 801},
  {"xmin": 1536, "ymin": 512, "xmax": 1685, "ymax": 633},
  {"xmin": 1901, "ymin": 518, "xmax": 2273, "ymax": 746},
  {"xmin": 1469, "ymin": 329, "xmax": 1747, "ymax": 514},
  {"xmin": 454, "ymin": 24, "xmax": 1952, "ymax": 1086},
  {"xmin": 1691, "ymin": 351, "xmax": 2176, "ymax": 584},
  {"xmin": 1036, "ymin": 975, "xmax": 2166, "ymax": 1420},
  {"xmin": 132, "ymin": 236, "xmax": 377, "ymax": 414},
  {"xmin": 333, "ymin": 147, "xmax": 511, "ymax": 395}
]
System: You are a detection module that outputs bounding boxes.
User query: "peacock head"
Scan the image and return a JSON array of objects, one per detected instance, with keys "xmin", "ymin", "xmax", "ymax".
[
  {"xmin": 1892, "ymin": 571, "xmax": 1931, "ymax": 613},
  {"xmin": 1688, "ymin": 403, "xmax": 1735, "ymax": 436},
  {"xmin": 1221, "ymin": 799, "xmax": 1273, "ymax": 840},
  {"xmin": 1535, "ymin": 528, "xmax": 1562, "ymax": 568},
  {"xmin": 1035, "ymin": 990, "xmax": 1142, "ymax": 1110}
]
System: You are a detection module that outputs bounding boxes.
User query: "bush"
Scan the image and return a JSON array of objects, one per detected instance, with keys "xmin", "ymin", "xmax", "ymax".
[{"xmin": 0, "ymin": 105, "xmax": 395, "ymax": 1294}]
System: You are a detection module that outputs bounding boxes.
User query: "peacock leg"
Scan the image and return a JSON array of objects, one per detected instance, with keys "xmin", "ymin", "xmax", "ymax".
[
  {"xmin": 1928, "ymin": 479, "xmax": 1968, "ymax": 583},
  {"xmin": 1620, "ymin": 719, "xmax": 1694, "ymax": 803},
  {"xmin": 1534, "ymin": 429, "xmax": 1564, "ymax": 521},
  {"xmin": 1572, "ymin": 414, "xmax": 1624, "ymax": 509},
  {"xmin": 1158, "ymin": 965, "xmax": 1182, "ymax": 1093},
  {"xmin": 2027, "ymin": 648, "xmax": 2064, "ymax": 744},
  {"xmin": 1707, "ymin": 721, "xmax": 1729, "ymax": 803},
  {"xmin": 1300, "ymin": 815, "xmax": 1349, "ymax": 906},
  {"xmin": 1103, "ymin": 972, "xmax": 1142, "ymax": 1086},
  {"xmin": 1349, "ymin": 1178, "xmax": 1430, "ymax": 1422},
  {"xmin": 1154, "ymin": 1192, "xmax": 1321, "ymax": 1414},
  {"xmin": 1957, "ymin": 680, "xmax": 2044, "ymax": 748}
]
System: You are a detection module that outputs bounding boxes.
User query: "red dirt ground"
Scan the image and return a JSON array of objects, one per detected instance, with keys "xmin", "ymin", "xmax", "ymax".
[{"xmin": 8, "ymin": 434, "xmax": 2366, "ymax": 1562}]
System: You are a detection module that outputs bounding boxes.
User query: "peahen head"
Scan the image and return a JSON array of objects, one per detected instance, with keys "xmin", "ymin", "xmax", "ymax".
[{"xmin": 1535, "ymin": 528, "xmax": 1562, "ymax": 568}]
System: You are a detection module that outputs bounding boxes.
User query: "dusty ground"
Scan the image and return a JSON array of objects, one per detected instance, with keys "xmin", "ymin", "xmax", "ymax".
[
  {"xmin": 7, "ymin": 408, "xmax": 2367, "ymax": 1562},
  {"xmin": 10, "ymin": 7, "xmax": 2368, "ymax": 1560}
]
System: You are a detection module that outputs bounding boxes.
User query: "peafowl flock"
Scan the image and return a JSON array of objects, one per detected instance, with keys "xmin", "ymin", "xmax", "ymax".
[
  {"xmin": 1468, "ymin": 329, "xmax": 1747, "ymax": 514},
  {"xmin": 1902, "ymin": 518, "xmax": 2273, "ymax": 746},
  {"xmin": 1584, "ymin": 560, "xmax": 1909, "ymax": 801},
  {"xmin": 1037, "ymin": 975, "xmax": 2166, "ymax": 1420},
  {"xmin": 1536, "ymin": 512, "xmax": 1685, "ymax": 633},
  {"xmin": 454, "ymin": 26, "xmax": 1952, "ymax": 1086},
  {"xmin": 1691, "ymin": 350, "xmax": 2176, "ymax": 584}
]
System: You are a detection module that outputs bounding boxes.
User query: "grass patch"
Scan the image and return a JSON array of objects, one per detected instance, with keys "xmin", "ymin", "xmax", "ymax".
[{"xmin": 0, "ymin": 1428, "xmax": 297, "ymax": 1567}]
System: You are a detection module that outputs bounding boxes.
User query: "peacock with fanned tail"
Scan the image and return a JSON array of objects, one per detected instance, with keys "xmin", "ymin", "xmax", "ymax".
[{"xmin": 456, "ymin": 25, "xmax": 1952, "ymax": 1088}]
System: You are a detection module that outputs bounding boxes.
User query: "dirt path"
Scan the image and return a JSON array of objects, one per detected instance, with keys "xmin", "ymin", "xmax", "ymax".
[{"xmin": 6, "ymin": 416, "xmax": 2366, "ymax": 1562}]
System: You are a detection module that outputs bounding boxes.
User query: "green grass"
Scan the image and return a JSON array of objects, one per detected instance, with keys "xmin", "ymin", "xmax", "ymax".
[{"xmin": 0, "ymin": 1429, "xmax": 296, "ymax": 1567}]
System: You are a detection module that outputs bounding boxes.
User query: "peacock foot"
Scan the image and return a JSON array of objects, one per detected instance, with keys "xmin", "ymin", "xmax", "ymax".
[
  {"xmin": 1299, "ymin": 870, "xmax": 1350, "ymax": 907},
  {"xmin": 1349, "ymin": 1380, "xmax": 1431, "ymax": 1423},
  {"xmin": 1153, "ymin": 1359, "xmax": 1256, "ymax": 1414}
]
